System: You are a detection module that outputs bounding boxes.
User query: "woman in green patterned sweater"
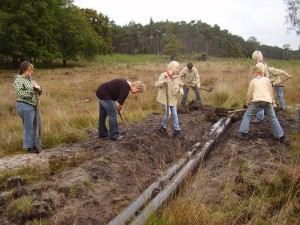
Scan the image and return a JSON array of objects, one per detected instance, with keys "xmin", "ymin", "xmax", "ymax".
[{"xmin": 13, "ymin": 61, "xmax": 42, "ymax": 153}]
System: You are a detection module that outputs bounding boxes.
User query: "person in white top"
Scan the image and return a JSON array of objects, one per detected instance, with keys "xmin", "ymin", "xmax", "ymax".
[{"xmin": 239, "ymin": 66, "xmax": 285, "ymax": 142}]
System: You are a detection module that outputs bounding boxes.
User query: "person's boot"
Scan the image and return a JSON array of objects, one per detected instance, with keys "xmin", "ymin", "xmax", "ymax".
[
  {"xmin": 160, "ymin": 125, "xmax": 168, "ymax": 135},
  {"xmin": 240, "ymin": 132, "xmax": 249, "ymax": 141},
  {"xmin": 173, "ymin": 130, "xmax": 181, "ymax": 137}
]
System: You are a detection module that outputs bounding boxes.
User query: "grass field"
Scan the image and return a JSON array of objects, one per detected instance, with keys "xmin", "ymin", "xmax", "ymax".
[
  {"xmin": 0, "ymin": 55, "xmax": 299, "ymax": 157},
  {"xmin": 0, "ymin": 54, "xmax": 299, "ymax": 224}
]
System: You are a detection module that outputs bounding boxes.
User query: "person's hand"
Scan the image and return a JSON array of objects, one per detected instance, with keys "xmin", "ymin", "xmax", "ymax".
[
  {"xmin": 197, "ymin": 84, "xmax": 200, "ymax": 89},
  {"xmin": 288, "ymin": 74, "xmax": 292, "ymax": 78},
  {"xmin": 273, "ymin": 102, "xmax": 278, "ymax": 108},
  {"xmin": 164, "ymin": 78, "xmax": 168, "ymax": 83},
  {"xmin": 34, "ymin": 85, "xmax": 41, "ymax": 91},
  {"xmin": 179, "ymin": 88, "xmax": 184, "ymax": 96}
]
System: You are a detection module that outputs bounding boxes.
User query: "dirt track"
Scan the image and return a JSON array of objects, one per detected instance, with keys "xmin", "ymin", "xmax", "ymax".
[{"xmin": 0, "ymin": 106, "xmax": 297, "ymax": 224}]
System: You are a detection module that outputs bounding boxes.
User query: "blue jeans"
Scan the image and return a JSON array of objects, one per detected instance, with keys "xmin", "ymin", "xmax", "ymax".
[
  {"xmin": 161, "ymin": 105, "xmax": 180, "ymax": 131},
  {"xmin": 16, "ymin": 102, "xmax": 42, "ymax": 149},
  {"xmin": 98, "ymin": 99, "xmax": 119, "ymax": 140},
  {"xmin": 275, "ymin": 86, "xmax": 286, "ymax": 110},
  {"xmin": 181, "ymin": 86, "xmax": 201, "ymax": 106},
  {"xmin": 256, "ymin": 109, "xmax": 265, "ymax": 121},
  {"xmin": 239, "ymin": 101, "xmax": 284, "ymax": 138}
]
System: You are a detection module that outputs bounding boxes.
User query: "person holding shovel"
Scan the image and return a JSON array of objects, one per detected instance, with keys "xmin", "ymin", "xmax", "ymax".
[
  {"xmin": 267, "ymin": 66, "xmax": 292, "ymax": 111},
  {"xmin": 96, "ymin": 79, "xmax": 145, "ymax": 141},
  {"xmin": 179, "ymin": 62, "xmax": 201, "ymax": 108},
  {"xmin": 252, "ymin": 50, "xmax": 292, "ymax": 123},
  {"xmin": 155, "ymin": 61, "xmax": 184, "ymax": 136},
  {"xmin": 239, "ymin": 66, "xmax": 285, "ymax": 142},
  {"xmin": 13, "ymin": 61, "xmax": 42, "ymax": 154}
]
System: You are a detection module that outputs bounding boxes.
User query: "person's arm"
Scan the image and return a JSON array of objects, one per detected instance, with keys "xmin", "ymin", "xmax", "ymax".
[
  {"xmin": 267, "ymin": 80, "xmax": 277, "ymax": 107},
  {"xmin": 179, "ymin": 68, "xmax": 185, "ymax": 78},
  {"xmin": 195, "ymin": 68, "xmax": 200, "ymax": 88},
  {"xmin": 269, "ymin": 67, "xmax": 292, "ymax": 78},
  {"xmin": 246, "ymin": 82, "xmax": 254, "ymax": 105},
  {"xmin": 155, "ymin": 73, "xmax": 167, "ymax": 88},
  {"xmin": 32, "ymin": 80, "xmax": 42, "ymax": 95},
  {"xmin": 115, "ymin": 102, "xmax": 122, "ymax": 112}
]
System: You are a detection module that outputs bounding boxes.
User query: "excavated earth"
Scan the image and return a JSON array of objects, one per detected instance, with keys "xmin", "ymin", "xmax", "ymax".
[{"xmin": 0, "ymin": 105, "xmax": 298, "ymax": 225}]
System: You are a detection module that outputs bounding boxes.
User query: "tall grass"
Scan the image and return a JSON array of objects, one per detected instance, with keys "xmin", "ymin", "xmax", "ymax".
[{"xmin": 0, "ymin": 55, "xmax": 299, "ymax": 157}]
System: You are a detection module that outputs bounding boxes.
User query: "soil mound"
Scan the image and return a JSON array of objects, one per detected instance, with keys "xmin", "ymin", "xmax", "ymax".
[{"xmin": 0, "ymin": 106, "xmax": 297, "ymax": 224}]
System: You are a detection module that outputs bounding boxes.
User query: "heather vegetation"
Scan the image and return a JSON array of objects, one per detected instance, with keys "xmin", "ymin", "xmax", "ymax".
[
  {"xmin": 1, "ymin": 55, "xmax": 299, "ymax": 157},
  {"xmin": 0, "ymin": 55, "xmax": 299, "ymax": 224}
]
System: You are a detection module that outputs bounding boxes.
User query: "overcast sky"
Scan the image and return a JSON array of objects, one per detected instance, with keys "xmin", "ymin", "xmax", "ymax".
[{"xmin": 73, "ymin": 0, "xmax": 299, "ymax": 50}]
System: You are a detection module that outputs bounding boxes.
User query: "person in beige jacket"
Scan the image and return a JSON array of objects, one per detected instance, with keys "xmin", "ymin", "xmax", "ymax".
[
  {"xmin": 155, "ymin": 61, "xmax": 184, "ymax": 136},
  {"xmin": 179, "ymin": 62, "xmax": 201, "ymax": 107},
  {"xmin": 252, "ymin": 50, "xmax": 292, "ymax": 124},
  {"xmin": 252, "ymin": 50, "xmax": 269, "ymax": 123},
  {"xmin": 267, "ymin": 66, "xmax": 292, "ymax": 110},
  {"xmin": 239, "ymin": 66, "xmax": 285, "ymax": 142}
]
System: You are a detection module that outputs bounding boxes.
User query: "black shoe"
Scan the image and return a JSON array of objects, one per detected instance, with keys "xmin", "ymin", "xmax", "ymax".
[
  {"xmin": 240, "ymin": 132, "xmax": 249, "ymax": 140},
  {"xmin": 279, "ymin": 135, "xmax": 285, "ymax": 143},
  {"xmin": 26, "ymin": 147, "xmax": 39, "ymax": 154},
  {"xmin": 99, "ymin": 135, "xmax": 109, "ymax": 139},
  {"xmin": 160, "ymin": 126, "xmax": 168, "ymax": 134},
  {"xmin": 173, "ymin": 130, "xmax": 181, "ymax": 136}
]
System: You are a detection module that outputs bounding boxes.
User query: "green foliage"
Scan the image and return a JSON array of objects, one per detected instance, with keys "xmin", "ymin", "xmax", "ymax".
[
  {"xmin": 0, "ymin": 0, "xmax": 113, "ymax": 65},
  {"xmin": 6, "ymin": 195, "xmax": 34, "ymax": 219},
  {"xmin": 161, "ymin": 34, "xmax": 183, "ymax": 60},
  {"xmin": 0, "ymin": 166, "xmax": 50, "ymax": 191},
  {"xmin": 284, "ymin": 0, "xmax": 300, "ymax": 36}
]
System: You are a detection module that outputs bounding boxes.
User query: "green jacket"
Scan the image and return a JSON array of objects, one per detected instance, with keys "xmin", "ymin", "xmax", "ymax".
[{"xmin": 13, "ymin": 75, "xmax": 39, "ymax": 106}]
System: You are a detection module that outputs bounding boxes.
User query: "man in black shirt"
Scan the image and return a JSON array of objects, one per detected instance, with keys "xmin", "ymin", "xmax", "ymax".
[{"xmin": 96, "ymin": 78, "xmax": 145, "ymax": 141}]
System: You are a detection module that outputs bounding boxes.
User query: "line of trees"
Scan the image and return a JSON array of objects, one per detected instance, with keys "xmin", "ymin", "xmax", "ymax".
[
  {"xmin": 110, "ymin": 19, "xmax": 300, "ymax": 60},
  {"xmin": 0, "ymin": 0, "xmax": 299, "ymax": 67},
  {"xmin": 0, "ymin": 0, "xmax": 112, "ymax": 66}
]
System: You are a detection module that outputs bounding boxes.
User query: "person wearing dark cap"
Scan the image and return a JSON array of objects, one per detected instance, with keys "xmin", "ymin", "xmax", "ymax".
[
  {"xmin": 179, "ymin": 62, "xmax": 201, "ymax": 108},
  {"xmin": 96, "ymin": 79, "xmax": 145, "ymax": 141}
]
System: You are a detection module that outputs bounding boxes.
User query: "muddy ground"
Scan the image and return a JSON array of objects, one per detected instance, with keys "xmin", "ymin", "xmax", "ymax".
[{"xmin": 0, "ymin": 104, "xmax": 298, "ymax": 225}]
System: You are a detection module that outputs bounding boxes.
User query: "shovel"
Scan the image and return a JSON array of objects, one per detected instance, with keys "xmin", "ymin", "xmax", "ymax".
[
  {"xmin": 215, "ymin": 108, "xmax": 247, "ymax": 117},
  {"xmin": 118, "ymin": 112, "xmax": 128, "ymax": 134},
  {"xmin": 200, "ymin": 86, "xmax": 213, "ymax": 92},
  {"xmin": 272, "ymin": 76, "xmax": 292, "ymax": 87},
  {"xmin": 35, "ymin": 91, "xmax": 41, "ymax": 153},
  {"xmin": 165, "ymin": 81, "xmax": 171, "ymax": 136}
]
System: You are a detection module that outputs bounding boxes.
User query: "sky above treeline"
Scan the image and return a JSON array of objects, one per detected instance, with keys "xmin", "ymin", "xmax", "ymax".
[{"xmin": 74, "ymin": 0, "xmax": 299, "ymax": 50}]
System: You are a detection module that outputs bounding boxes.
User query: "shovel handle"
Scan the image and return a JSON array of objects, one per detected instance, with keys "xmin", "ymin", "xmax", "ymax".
[
  {"xmin": 274, "ymin": 76, "xmax": 292, "ymax": 86},
  {"xmin": 200, "ymin": 87, "xmax": 213, "ymax": 92},
  {"xmin": 227, "ymin": 109, "xmax": 247, "ymax": 114},
  {"xmin": 35, "ymin": 92, "xmax": 41, "ymax": 153}
]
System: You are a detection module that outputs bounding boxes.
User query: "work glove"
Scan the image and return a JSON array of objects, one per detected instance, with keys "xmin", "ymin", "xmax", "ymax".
[{"xmin": 179, "ymin": 88, "xmax": 184, "ymax": 96}]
